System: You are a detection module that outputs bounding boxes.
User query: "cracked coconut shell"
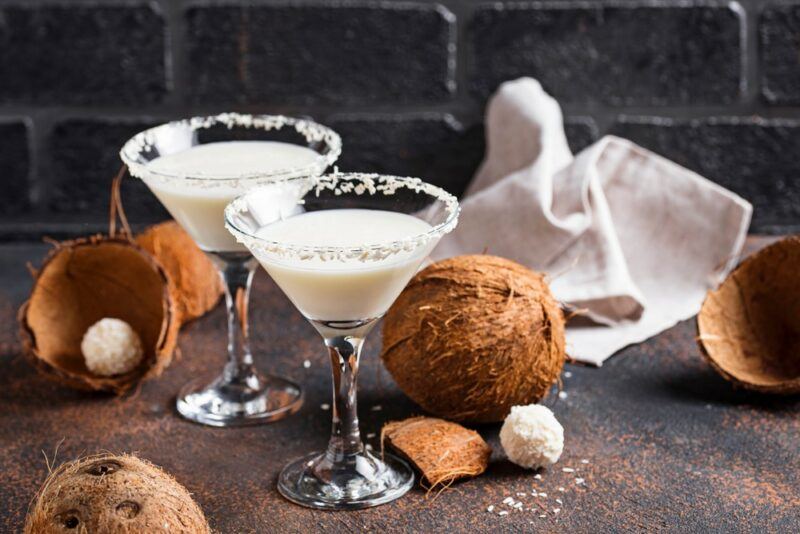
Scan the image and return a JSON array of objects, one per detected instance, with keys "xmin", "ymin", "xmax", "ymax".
[
  {"xmin": 25, "ymin": 453, "xmax": 210, "ymax": 534},
  {"xmin": 381, "ymin": 255, "xmax": 566, "ymax": 423},
  {"xmin": 19, "ymin": 236, "xmax": 180, "ymax": 394},
  {"xmin": 698, "ymin": 236, "xmax": 800, "ymax": 394},
  {"xmin": 382, "ymin": 417, "xmax": 491, "ymax": 488},
  {"xmin": 136, "ymin": 221, "xmax": 223, "ymax": 324}
]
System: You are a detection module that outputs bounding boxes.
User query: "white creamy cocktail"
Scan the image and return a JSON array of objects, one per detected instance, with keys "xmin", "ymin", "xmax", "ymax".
[
  {"xmin": 254, "ymin": 209, "xmax": 433, "ymax": 321},
  {"xmin": 146, "ymin": 141, "xmax": 320, "ymax": 251},
  {"xmin": 120, "ymin": 114, "xmax": 341, "ymax": 428},
  {"xmin": 226, "ymin": 172, "xmax": 459, "ymax": 510}
]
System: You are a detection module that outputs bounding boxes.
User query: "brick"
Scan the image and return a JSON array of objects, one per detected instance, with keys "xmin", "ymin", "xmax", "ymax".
[
  {"xmin": 0, "ymin": 5, "xmax": 166, "ymax": 105},
  {"xmin": 328, "ymin": 115, "xmax": 480, "ymax": 196},
  {"xmin": 0, "ymin": 121, "xmax": 30, "ymax": 215},
  {"xmin": 49, "ymin": 120, "xmax": 167, "ymax": 221},
  {"xmin": 760, "ymin": 5, "xmax": 800, "ymax": 104},
  {"xmin": 610, "ymin": 117, "xmax": 800, "ymax": 232},
  {"xmin": 469, "ymin": 4, "xmax": 743, "ymax": 106},
  {"xmin": 565, "ymin": 117, "xmax": 599, "ymax": 154},
  {"xmin": 186, "ymin": 4, "xmax": 454, "ymax": 105}
]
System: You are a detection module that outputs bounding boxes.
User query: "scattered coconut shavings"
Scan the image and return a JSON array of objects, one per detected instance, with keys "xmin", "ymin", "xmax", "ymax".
[
  {"xmin": 303, "ymin": 360, "xmax": 311, "ymax": 368},
  {"xmin": 487, "ymin": 505, "xmax": 494, "ymax": 513},
  {"xmin": 371, "ymin": 405, "xmax": 382, "ymax": 411},
  {"xmin": 485, "ymin": 460, "xmax": 595, "ymax": 522},
  {"xmin": 499, "ymin": 511, "xmax": 509, "ymax": 516},
  {"xmin": 366, "ymin": 432, "xmax": 376, "ymax": 439},
  {"xmin": 320, "ymin": 403, "xmax": 330, "ymax": 410},
  {"xmin": 558, "ymin": 391, "xmax": 568, "ymax": 400},
  {"xmin": 564, "ymin": 371, "xmax": 572, "ymax": 378}
]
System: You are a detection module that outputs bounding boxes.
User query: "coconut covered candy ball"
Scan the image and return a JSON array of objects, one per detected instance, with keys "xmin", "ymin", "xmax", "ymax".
[
  {"xmin": 81, "ymin": 318, "xmax": 144, "ymax": 377},
  {"xmin": 500, "ymin": 404, "xmax": 564, "ymax": 469},
  {"xmin": 25, "ymin": 453, "xmax": 210, "ymax": 534}
]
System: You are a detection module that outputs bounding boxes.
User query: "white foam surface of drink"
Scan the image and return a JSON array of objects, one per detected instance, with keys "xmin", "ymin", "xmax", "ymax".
[{"xmin": 253, "ymin": 209, "xmax": 434, "ymax": 321}]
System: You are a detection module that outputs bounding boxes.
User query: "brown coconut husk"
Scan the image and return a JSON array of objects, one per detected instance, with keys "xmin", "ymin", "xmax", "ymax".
[
  {"xmin": 18, "ymin": 169, "xmax": 180, "ymax": 394},
  {"xmin": 25, "ymin": 453, "xmax": 210, "ymax": 534},
  {"xmin": 137, "ymin": 221, "xmax": 223, "ymax": 324},
  {"xmin": 698, "ymin": 236, "xmax": 800, "ymax": 394},
  {"xmin": 382, "ymin": 417, "xmax": 491, "ymax": 489},
  {"xmin": 381, "ymin": 255, "xmax": 566, "ymax": 423}
]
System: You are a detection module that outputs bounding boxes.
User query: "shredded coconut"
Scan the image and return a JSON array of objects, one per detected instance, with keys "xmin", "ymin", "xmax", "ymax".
[
  {"xmin": 500, "ymin": 404, "xmax": 564, "ymax": 469},
  {"xmin": 81, "ymin": 318, "xmax": 144, "ymax": 376}
]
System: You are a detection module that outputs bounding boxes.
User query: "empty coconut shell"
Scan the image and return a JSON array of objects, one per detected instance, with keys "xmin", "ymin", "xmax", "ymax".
[
  {"xmin": 382, "ymin": 416, "xmax": 491, "ymax": 488},
  {"xmin": 698, "ymin": 236, "xmax": 800, "ymax": 393},
  {"xmin": 19, "ymin": 236, "xmax": 179, "ymax": 394},
  {"xmin": 381, "ymin": 255, "xmax": 566, "ymax": 423},
  {"xmin": 25, "ymin": 453, "xmax": 210, "ymax": 534},
  {"xmin": 137, "ymin": 221, "xmax": 223, "ymax": 324}
]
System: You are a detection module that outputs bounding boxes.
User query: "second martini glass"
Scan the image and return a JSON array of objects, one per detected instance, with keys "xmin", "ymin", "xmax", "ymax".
[
  {"xmin": 225, "ymin": 173, "xmax": 460, "ymax": 509},
  {"xmin": 120, "ymin": 113, "xmax": 341, "ymax": 426}
]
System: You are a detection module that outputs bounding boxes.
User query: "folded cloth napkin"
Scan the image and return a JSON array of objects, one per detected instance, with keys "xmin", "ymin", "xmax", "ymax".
[{"xmin": 433, "ymin": 78, "xmax": 752, "ymax": 365}]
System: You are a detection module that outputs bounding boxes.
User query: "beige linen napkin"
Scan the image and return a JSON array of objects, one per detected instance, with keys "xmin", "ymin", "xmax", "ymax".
[{"xmin": 433, "ymin": 78, "xmax": 752, "ymax": 365}]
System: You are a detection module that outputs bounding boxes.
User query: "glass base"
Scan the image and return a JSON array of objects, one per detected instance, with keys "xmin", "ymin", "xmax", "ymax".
[
  {"xmin": 278, "ymin": 450, "xmax": 414, "ymax": 510},
  {"xmin": 176, "ymin": 375, "xmax": 303, "ymax": 427}
]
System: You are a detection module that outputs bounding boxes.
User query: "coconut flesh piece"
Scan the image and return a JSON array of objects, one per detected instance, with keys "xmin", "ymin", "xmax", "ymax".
[
  {"xmin": 381, "ymin": 255, "xmax": 567, "ymax": 423},
  {"xmin": 382, "ymin": 417, "xmax": 491, "ymax": 488},
  {"xmin": 698, "ymin": 235, "xmax": 800, "ymax": 393}
]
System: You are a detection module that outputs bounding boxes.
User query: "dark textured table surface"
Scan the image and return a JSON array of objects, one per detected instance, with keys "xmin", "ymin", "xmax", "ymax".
[{"xmin": 1, "ymin": 238, "xmax": 798, "ymax": 533}]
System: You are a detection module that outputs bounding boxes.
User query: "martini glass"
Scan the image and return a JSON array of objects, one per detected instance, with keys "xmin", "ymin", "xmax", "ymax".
[
  {"xmin": 120, "ymin": 113, "xmax": 341, "ymax": 427},
  {"xmin": 225, "ymin": 172, "xmax": 459, "ymax": 509}
]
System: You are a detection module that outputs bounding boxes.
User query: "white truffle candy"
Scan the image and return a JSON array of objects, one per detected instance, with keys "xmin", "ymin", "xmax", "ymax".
[
  {"xmin": 500, "ymin": 404, "xmax": 564, "ymax": 469},
  {"xmin": 81, "ymin": 318, "xmax": 144, "ymax": 376}
]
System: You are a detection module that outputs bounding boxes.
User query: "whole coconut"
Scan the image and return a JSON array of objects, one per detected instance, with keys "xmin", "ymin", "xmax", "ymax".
[
  {"xmin": 25, "ymin": 453, "xmax": 210, "ymax": 534},
  {"xmin": 381, "ymin": 255, "xmax": 566, "ymax": 423}
]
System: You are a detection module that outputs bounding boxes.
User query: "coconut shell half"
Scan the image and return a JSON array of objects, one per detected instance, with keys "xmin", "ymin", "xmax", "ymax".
[
  {"xmin": 136, "ymin": 221, "xmax": 223, "ymax": 324},
  {"xmin": 698, "ymin": 236, "xmax": 800, "ymax": 394},
  {"xmin": 19, "ymin": 236, "xmax": 179, "ymax": 394}
]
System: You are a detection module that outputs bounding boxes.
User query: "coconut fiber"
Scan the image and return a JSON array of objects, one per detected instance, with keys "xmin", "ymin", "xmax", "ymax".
[
  {"xmin": 381, "ymin": 255, "xmax": 566, "ymax": 423},
  {"xmin": 382, "ymin": 417, "xmax": 491, "ymax": 488}
]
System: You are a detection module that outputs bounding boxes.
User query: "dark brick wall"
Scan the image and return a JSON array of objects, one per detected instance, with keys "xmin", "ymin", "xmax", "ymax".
[{"xmin": 1, "ymin": 0, "xmax": 799, "ymax": 239}]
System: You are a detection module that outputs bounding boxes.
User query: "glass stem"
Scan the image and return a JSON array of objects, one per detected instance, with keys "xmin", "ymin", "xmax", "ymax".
[
  {"xmin": 324, "ymin": 334, "xmax": 365, "ymax": 460},
  {"xmin": 209, "ymin": 251, "xmax": 260, "ymax": 389}
]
